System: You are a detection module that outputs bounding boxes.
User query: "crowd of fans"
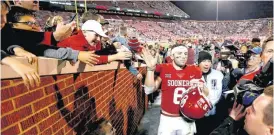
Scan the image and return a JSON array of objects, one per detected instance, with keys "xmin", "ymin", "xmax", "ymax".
[
  {"xmin": 86, "ymin": 1, "xmax": 187, "ymax": 16},
  {"xmin": 1, "ymin": 1, "xmax": 273, "ymax": 135},
  {"xmin": 34, "ymin": 10, "xmax": 273, "ymax": 43}
]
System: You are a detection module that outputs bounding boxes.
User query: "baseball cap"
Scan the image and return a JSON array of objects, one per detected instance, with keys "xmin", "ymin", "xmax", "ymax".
[
  {"xmin": 249, "ymin": 47, "xmax": 262, "ymax": 54},
  {"xmin": 81, "ymin": 20, "xmax": 108, "ymax": 38}
]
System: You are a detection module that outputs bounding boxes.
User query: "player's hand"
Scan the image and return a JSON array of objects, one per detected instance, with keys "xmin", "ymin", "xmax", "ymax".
[
  {"xmin": 190, "ymin": 79, "xmax": 209, "ymax": 95},
  {"xmin": 190, "ymin": 79, "xmax": 204, "ymax": 87},
  {"xmin": 141, "ymin": 47, "xmax": 157, "ymax": 70},
  {"xmin": 201, "ymin": 86, "xmax": 209, "ymax": 96},
  {"xmin": 78, "ymin": 51, "xmax": 100, "ymax": 66},
  {"xmin": 229, "ymin": 102, "xmax": 246, "ymax": 121}
]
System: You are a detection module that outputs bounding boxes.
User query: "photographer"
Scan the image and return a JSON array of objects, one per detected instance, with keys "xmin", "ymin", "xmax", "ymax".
[
  {"xmin": 232, "ymin": 36, "xmax": 273, "ymax": 87},
  {"xmin": 238, "ymin": 47, "xmax": 262, "ymax": 81},
  {"xmin": 210, "ymin": 85, "xmax": 273, "ymax": 135},
  {"xmin": 213, "ymin": 44, "xmax": 235, "ymax": 92},
  {"xmin": 252, "ymin": 36, "xmax": 273, "ymax": 87},
  {"xmin": 214, "ymin": 44, "xmax": 235, "ymax": 75},
  {"xmin": 228, "ymin": 47, "xmax": 262, "ymax": 88},
  {"xmin": 224, "ymin": 35, "xmax": 273, "ymax": 105}
]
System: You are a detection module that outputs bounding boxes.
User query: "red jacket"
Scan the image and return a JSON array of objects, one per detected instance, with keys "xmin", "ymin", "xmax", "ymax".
[
  {"xmin": 57, "ymin": 30, "xmax": 108, "ymax": 64},
  {"xmin": 41, "ymin": 29, "xmax": 82, "ymax": 46}
]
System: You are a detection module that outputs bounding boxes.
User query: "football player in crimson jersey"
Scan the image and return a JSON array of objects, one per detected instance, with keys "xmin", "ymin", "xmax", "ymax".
[{"xmin": 141, "ymin": 44, "xmax": 210, "ymax": 135}]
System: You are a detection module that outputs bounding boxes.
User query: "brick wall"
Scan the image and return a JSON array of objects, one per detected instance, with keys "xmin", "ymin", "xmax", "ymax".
[{"xmin": 1, "ymin": 68, "xmax": 147, "ymax": 135}]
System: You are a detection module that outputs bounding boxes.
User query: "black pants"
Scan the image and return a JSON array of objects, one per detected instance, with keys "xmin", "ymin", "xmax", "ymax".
[{"xmin": 195, "ymin": 115, "xmax": 219, "ymax": 135}]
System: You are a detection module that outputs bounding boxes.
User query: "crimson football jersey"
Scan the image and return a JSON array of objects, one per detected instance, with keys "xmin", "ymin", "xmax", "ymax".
[{"xmin": 156, "ymin": 63, "xmax": 202, "ymax": 115}]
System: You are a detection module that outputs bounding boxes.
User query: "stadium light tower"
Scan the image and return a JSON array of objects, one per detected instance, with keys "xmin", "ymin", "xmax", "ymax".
[
  {"xmin": 216, "ymin": 0, "xmax": 219, "ymax": 21},
  {"xmin": 216, "ymin": 0, "xmax": 219, "ymax": 34}
]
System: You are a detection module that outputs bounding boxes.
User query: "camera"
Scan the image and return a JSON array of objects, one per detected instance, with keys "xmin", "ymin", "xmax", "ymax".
[
  {"xmin": 235, "ymin": 52, "xmax": 252, "ymax": 68},
  {"xmin": 224, "ymin": 58, "xmax": 273, "ymax": 108},
  {"xmin": 224, "ymin": 81, "xmax": 263, "ymax": 108},
  {"xmin": 253, "ymin": 58, "xmax": 273, "ymax": 87},
  {"xmin": 203, "ymin": 44, "xmax": 212, "ymax": 51}
]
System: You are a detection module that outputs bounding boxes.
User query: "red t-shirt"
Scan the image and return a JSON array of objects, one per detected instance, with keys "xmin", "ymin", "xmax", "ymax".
[
  {"xmin": 156, "ymin": 64, "xmax": 202, "ymax": 115},
  {"xmin": 57, "ymin": 30, "xmax": 102, "ymax": 51},
  {"xmin": 41, "ymin": 30, "xmax": 107, "ymax": 64},
  {"xmin": 57, "ymin": 30, "xmax": 107, "ymax": 64}
]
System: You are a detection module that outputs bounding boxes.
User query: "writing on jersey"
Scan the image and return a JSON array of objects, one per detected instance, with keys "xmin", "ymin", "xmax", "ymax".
[
  {"xmin": 156, "ymin": 63, "xmax": 202, "ymax": 115},
  {"xmin": 167, "ymin": 80, "xmax": 191, "ymax": 86}
]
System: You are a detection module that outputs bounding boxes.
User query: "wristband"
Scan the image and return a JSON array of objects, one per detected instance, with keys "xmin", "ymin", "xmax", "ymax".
[{"xmin": 147, "ymin": 66, "xmax": 156, "ymax": 71}]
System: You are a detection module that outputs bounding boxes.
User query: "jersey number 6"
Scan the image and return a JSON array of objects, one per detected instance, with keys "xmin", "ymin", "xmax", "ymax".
[{"xmin": 173, "ymin": 87, "xmax": 187, "ymax": 104}]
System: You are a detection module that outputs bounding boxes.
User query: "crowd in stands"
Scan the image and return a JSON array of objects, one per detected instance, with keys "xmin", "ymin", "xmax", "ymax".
[
  {"xmin": 34, "ymin": 10, "xmax": 272, "ymax": 43},
  {"xmin": 1, "ymin": 1, "xmax": 273, "ymax": 135},
  {"xmin": 90, "ymin": 1, "xmax": 187, "ymax": 16}
]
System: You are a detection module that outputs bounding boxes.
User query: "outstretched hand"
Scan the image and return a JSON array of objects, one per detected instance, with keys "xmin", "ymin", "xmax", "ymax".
[
  {"xmin": 13, "ymin": 47, "xmax": 38, "ymax": 64},
  {"xmin": 78, "ymin": 51, "xmax": 100, "ymax": 66},
  {"xmin": 54, "ymin": 21, "xmax": 76, "ymax": 41},
  {"xmin": 2, "ymin": 57, "xmax": 40, "ymax": 89},
  {"xmin": 140, "ymin": 47, "xmax": 157, "ymax": 70}
]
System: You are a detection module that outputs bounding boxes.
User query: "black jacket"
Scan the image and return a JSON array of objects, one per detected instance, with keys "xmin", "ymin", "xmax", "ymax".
[
  {"xmin": 209, "ymin": 117, "xmax": 235, "ymax": 135},
  {"xmin": 209, "ymin": 117, "xmax": 248, "ymax": 135},
  {"xmin": 1, "ymin": 24, "xmax": 79, "ymax": 62},
  {"xmin": 1, "ymin": 24, "xmax": 21, "ymax": 60}
]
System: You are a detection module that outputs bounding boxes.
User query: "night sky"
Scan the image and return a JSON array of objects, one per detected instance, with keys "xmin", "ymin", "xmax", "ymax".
[{"xmin": 171, "ymin": 1, "xmax": 273, "ymax": 20}]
